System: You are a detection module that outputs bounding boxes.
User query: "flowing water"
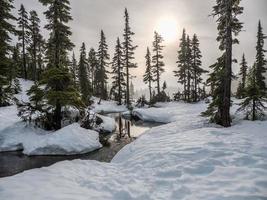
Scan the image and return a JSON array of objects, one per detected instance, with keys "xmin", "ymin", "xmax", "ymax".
[{"xmin": 0, "ymin": 113, "xmax": 161, "ymax": 177}]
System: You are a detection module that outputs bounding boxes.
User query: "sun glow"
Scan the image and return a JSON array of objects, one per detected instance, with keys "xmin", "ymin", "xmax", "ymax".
[{"xmin": 156, "ymin": 17, "xmax": 178, "ymax": 43}]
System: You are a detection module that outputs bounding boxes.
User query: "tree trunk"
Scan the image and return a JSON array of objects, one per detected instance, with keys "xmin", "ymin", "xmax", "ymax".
[{"xmin": 221, "ymin": 0, "xmax": 232, "ymax": 127}]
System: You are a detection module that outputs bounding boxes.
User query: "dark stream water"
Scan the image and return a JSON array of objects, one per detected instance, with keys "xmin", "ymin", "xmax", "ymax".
[{"xmin": 0, "ymin": 113, "xmax": 161, "ymax": 178}]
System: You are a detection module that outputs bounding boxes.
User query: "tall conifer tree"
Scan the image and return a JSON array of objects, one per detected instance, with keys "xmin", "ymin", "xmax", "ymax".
[
  {"xmin": 0, "ymin": 0, "xmax": 16, "ymax": 106},
  {"xmin": 143, "ymin": 47, "xmax": 153, "ymax": 102},
  {"xmin": 236, "ymin": 54, "xmax": 248, "ymax": 98},
  {"xmin": 78, "ymin": 43, "xmax": 90, "ymax": 103},
  {"xmin": 208, "ymin": 0, "xmax": 243, "ymax": 127},
  {"xmin": 18, "ymin": 4, "xmax": 29, "ymax": 79},
  {"xmin": 152, "ymin": 31, "xmax": 165, "ymax": 96},
  {"xmin": 111, "ymin": 38, "xmax": 126, "ymax": 105},
  {"xmin": 122, "ymin": 8, "xmax": 137, "ymax": 107},
  {"xmin": 96, "ymin": 30, "xmax": 109, "ymax": 100},
  {"xmin": 255, "ymin": 21, "xmax": 267, "ymax": 94},
  {"xmin": 88, "ymin": 48, "xmax": 98, "ymax": 94}
]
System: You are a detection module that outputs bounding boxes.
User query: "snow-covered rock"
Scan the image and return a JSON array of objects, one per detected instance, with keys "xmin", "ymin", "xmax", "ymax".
[
  {"xmin": 1, "ymin": 101, "xmax": 266, "ymax": 199},
  {"xmin": 97, "ymin": 114, "xmax": 116, "ymax": 133}
]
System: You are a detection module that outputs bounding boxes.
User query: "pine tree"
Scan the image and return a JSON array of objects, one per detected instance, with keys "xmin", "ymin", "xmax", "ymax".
[
  {"xmin": 70, "ymin": 52, "xmax": 78, "ymax": 88},
  {"xmin": 0, "ymin": 0, "xmax": 16, "ymax": 106},
  {"xmin": 39, "ymin": 0, "xmax": 81, "ymax": 130},
  {"xmin": 255, "ymin": 21, "xmax": 267, "ymax": 94},
  {"xmin": 236, "ymin": 54, "xmax": 248, "ymax": 98},
  {"xmin": 28, "ymin": 10, "xmax": 44, "ymax": 81},
  {"xmin": 96, "ymin": 30, "xmax": 109, "ymax": 100},
  {"xmin": 185, "ymin": 35, "xmax": 192, "ymax": 101},
  {"xmin": 143, "ymin": 47, "xmax": 153, "ymax": 102},
  {"xmin": 152, "ymin": 31, "xmax": 165, "ymax": 96},
  {"xmin": 208, "ymin": 0, "xmax": 243, "ymax": 127},
  {"xmin": 237, "ymin": 64, "xmax": 266, "ymax": 120},
  {"xmin": 88, "ymin": 48, "xmax": 98, "ymax": 94},
  {"xmin": 111, "ymin": 38, "xmax": 126, "ymax": 105},
  {"xmin": 191, "ymin": 34, "xmax": 207, "ymax": 102},
  {"xmin": 122, "ymin": 8, "xmax": 137, "ymax": 107},
  {"xmin": 18, "ymin": 4, "xmax": 30, "ymax": 79},
  {"xmin": 174, "ymin": 29, "xmax": 187, "ymax": 101},
  {"xmin": 78, "ymin": 43, "xmax": 90, "ymax": 103}
]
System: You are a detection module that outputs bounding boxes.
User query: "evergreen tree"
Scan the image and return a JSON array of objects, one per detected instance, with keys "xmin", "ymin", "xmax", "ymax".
[
  {"xmin": 0, "ymin": 0, "xmax": 16, "ymax": 106},
  {"xmin": 143, "ymin": 47, "xmax": 153, "ymax": 102},
  {"xmin": 18, "ymin": 4, "xmax": 30, "ymax": 79},
  {"xmin": 255, "ymin": 21, "xmax": 267, "ymax": 94},
  {"xmin": 237, "ymin": 64, "xmax": 266, "ymax": 120},
  {"xmin": 111, "ymin": 38, "xmax": 126, "ymax": 105},
  {"xmin": 162, "ymin": 81, "xmax": 167, "ymax": 91},
  {"xmin": 174, "ymin": 29, "xmax": 187, "ymax": 101},
  {"xmin": 88, "ymin": 48, "xmax": 98, "ymax": 94},
  {"xmin": 122, "ymin": 8, "xmax": 137, "ymax": 107},
  {"xmin": 28, "ymin": 10, "xmax": 44, "ymax": 81},
  {"xmin": 208, "ymin": 0, "xmax": 243, "ymax": 127},
  {"xmin": 69, "ymin": 52, "xmax": 78, "ymax": 88},
  {"xmin": 96, "ymin": 30, "xmax": 109, "ymax": 100},
  {"xmin": 191, "ymin": 34, "xmax": 207, "ymax": 102},
  {"xmin": 185, "ymin": 35, "xmax": 193, "ymax": 101},
  {"xmin": 39, "ymin": 0, "xmax": 81, "ymax": 130},
  {"xmin": 236, "ymin": 54, "xmax": 248, "ymax": 98},
  {"xmin": 78, "ymin": 43, "xmax": 90, "ymax": 103},
  {"xmin": 152, "ymin": 31, "xmax": 165, "ymax": 96}
]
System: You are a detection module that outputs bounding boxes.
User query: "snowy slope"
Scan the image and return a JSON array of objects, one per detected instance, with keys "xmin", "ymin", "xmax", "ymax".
[
  {"xmin": 91, "ymin": 97, "xmax": 128, "ymax": 113},
  {"xmin": 0, "ymin": 101, "xmax": 266, "ymax": 199}
]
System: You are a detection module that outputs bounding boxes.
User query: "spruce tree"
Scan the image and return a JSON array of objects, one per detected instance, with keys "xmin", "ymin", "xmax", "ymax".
[
  {"xmin": 122, "ymin": 8, "xmax": 137, "ymax": 107},
  {"xmin": 208, "ymin": 0, "xmax": 243, "ymax": 127},
  {"xmin": 174, "ymin": 29, "xmax": 187, "ymax": 101},
  {"xmin": 237, "ymin": 64, "xmax": 266, "ymax": 120},
  {"xmin": 0, "ymin": 0, "xmax": 16, "ymax": 106},
  {"xmin": 185, "ymin": 35, "xmax": 192, "ymax": 101},
  {"xmin": 111, "ymin": 38, "xmax": 126, "ymax": 105},
  {"xmin": 39, "ymin": 0, "xmax": 81, "ymax": 130},
  {"xmin": 88, "ymin": 48, "xmax": 98, "ymax": 94},
  {"xmin": 236, "ymin": 54, "xmax": 248, "ymax": 98},
  {"xmin": 70, "ymin": 52, "xmax": 78, "ymax": 88},
  {"xmin": 143, "ymin": 47, "xmax": 153, "ymax": 102},
  {"xmin": 255, "ymin": 21, "xmax": 267, "ymax": 94},
  {"xmin": 18, "ymin": 4, "xmax": 30, "ymax": 79},
  {"xmin": 152, "ymin": 31, "xmax": 165, "ymax": 96},
  {"xmin": 96, "ymin": 30, "xmax": 109, "ymax": 100},
  {"xmin": 78, "ymin": 43, "xmax": 90, "ymax": 103},
  {"xmin": 28, "ymin": 10, "xmax": 44, "ymax": 81},
  {"xmin": 191, "ymin": 34, "xmax": 207, "ymax": 102}
]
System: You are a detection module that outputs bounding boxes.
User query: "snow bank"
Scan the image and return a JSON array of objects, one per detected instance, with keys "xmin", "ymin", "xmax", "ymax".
[
  {"xmin": 0, "ymin": 122, "xmax": 102, "ymax": 155},
  {"xmin": 1, "ymin": 101, "xmax": 266, "ymax": 199},
  {"xmin": 97, "ymin": 114, "xmax": 116, "ymax": 133},
  {"xmin": 14, "ymin": 78, "xmax": 34, "ymax": 103},
  {"xmin": 91, "ymin": 98, "xmax": 127, "ymax": 113}
]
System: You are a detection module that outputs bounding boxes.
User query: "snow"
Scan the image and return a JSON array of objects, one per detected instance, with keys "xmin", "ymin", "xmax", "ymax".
[
  {"xmin": 91, "ymin": 97, "xmax": 127, "ymax": 113},
  {"xmin": 97, "ymin": 114, "xmax": 117, "ymax": 133},
  {"xmin": 1, "ymin": 100, "xmax": 266, "ymax": 199},
  {"xmin": 0, "ymin": 79, "xmax": 102, "ymax": 155}
]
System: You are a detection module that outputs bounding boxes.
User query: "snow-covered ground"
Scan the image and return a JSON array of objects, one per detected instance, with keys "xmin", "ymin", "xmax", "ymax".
[
  {"xmin": 0, "ymin": 79, "xmax": 102, "ymax": 155},
  {"xmin": 90, "ymin": 97, "xmax": 128, "ymax": 113},
  {"xmin": 1, "ymin": 100, "xmax": 266, "ymax": 199}
]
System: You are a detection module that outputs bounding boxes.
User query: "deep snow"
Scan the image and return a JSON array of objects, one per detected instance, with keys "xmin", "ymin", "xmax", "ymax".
[
  {"xmin": 0, "ymin": 79, "xmax": 102, "ymax": 155},
  {"xmin": 0, "ymin": 100, "xmax": 266, "ymax": 199}
]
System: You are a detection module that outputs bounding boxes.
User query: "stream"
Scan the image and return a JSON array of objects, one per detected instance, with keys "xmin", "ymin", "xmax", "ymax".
[{"xmin": 0, "ymin": 113, "xmax": 161, "ymax": 178}]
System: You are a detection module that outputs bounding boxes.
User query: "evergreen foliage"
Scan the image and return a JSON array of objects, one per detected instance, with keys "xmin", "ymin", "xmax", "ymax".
[
  {"xmin": 111, "ymin": 38, "xmax": 126, "ymax": 105},
  {"xmin": 237, "ymin": 64, "xmax": 266, "ymax": 120},
  {"xmin": 0, "ymin": 0, "xmax": 16, "ymax": 107},
  {"xmin": 96, "ymin": 30, "xmax": 109, "ymax": 100},
  {"xmin": 206, "ymin": 0, "xmax": 243, "ymax": 127},
  {"xmin": 78, "ymin": 43, "xmax": 91, "ymax": 103},
  {"xmin": 143, "ymin": 47, "xmax": 153, "ymax": 102},
  {"xmin": 122, "ymin": 8, "xmax": 137, "ymax": 107},
  {"xmin": 236, "ymin": 54, "xmax": 248, "ymax": 99},
  {"xmin": 88, "ymin": 48, "xmax": 98, "ymax": 95}
]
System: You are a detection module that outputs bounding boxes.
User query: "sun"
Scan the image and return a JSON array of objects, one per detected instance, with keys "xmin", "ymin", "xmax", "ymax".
[{"xmin": 156, "ymin": 17, "xmax": 178, "ymax": 43}]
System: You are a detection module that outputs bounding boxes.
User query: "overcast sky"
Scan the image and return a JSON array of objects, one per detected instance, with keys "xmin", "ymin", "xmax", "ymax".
[{"xmin": 13, "ymin": 0, "xmax": 267, "ymax": 89}]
